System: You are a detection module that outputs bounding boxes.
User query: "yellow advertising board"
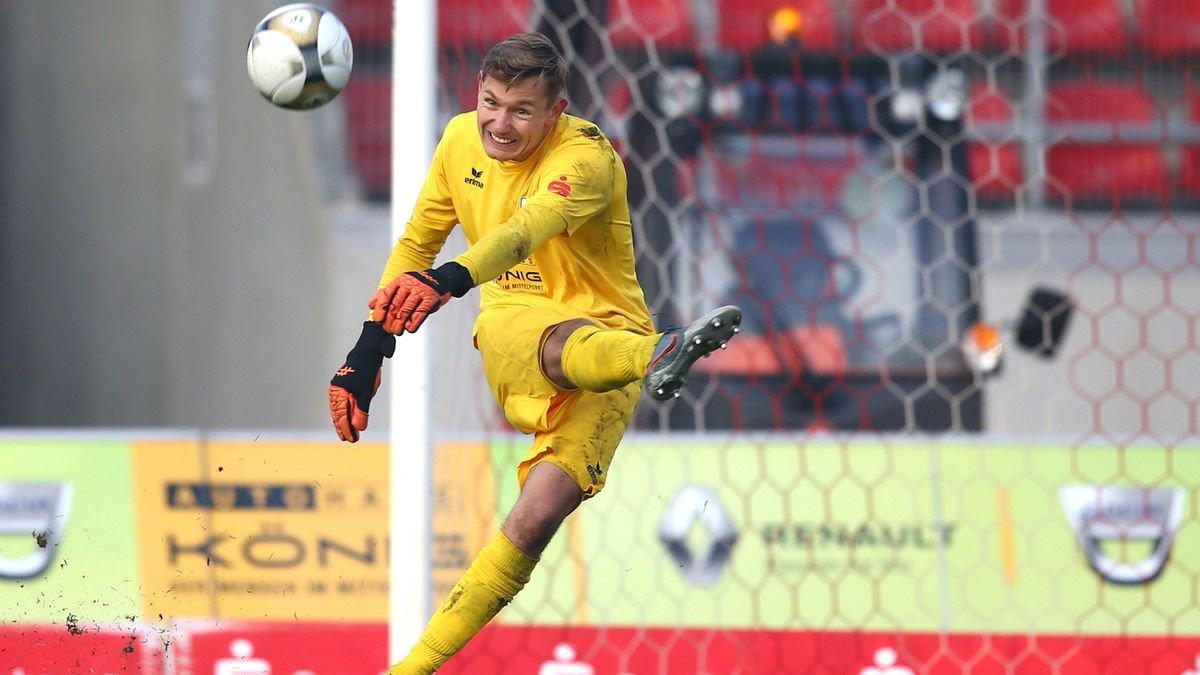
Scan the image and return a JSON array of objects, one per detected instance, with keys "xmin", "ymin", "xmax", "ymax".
[
  {"xmin": 430, "ymin": 442, "xmax": 497, "ymax": 600},
  {"xmin": 131, "ymin": 438, "xmax": 494, "ymax": 622},
  {"xmin": 132, "ymin": 439, "xmax": 390, "ymax": 621}
]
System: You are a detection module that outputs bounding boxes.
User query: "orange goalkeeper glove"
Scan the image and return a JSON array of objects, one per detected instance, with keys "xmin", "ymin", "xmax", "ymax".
[
  {"xmin": 329, "ymin": 321, "xmax": 396, "ymax": 442},
  {"xmin": 369, "ymin": 262, "xmax": 474, "ymax": 335}
]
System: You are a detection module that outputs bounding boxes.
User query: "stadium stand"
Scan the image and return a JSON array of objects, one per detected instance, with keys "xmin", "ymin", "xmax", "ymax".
[
  {"xmin": 854, "ymin": 0, "xmax": 984, "ymax": 53},
  {"xmin": 1044, "ymin": 80, "xmax": 1167, "ymax": 203},
  {"xmin": 718, "ymin": 0, "xmax": 842, "ymax": 54},
  {"xmin": 607, "ymin": 0, "xmax": 697, "ymax": 52},
  {"xmin": 1135, "ymin": 0, "xmax": 1200, "ymax": 58},
  {"xmin": 967, "ymin": 84, "xmax": 1023, "ymax": 202},
  {"xmin": 993, "ymin": 0, "xmax": 1127, "ymax": 55}
]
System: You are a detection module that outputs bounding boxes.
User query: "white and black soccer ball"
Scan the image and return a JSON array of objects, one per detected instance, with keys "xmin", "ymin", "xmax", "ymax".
[{"xmin": 246, "ymin": 3, "xmax": 353, "ymax": 110}]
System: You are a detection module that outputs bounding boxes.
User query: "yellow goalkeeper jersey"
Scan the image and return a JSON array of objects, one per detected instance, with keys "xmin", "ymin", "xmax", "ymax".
[{"xmin": 386, "ymin": 112, "xmax": 654, "ymax": 334}]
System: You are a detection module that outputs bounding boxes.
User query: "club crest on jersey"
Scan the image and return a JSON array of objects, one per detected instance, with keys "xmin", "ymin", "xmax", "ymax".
[
  {"xmin": 548, "ymin": 176, "xmax": 571, "ymax": 197},
  {"xmin": 464, "ymin": 168, "xmax": 484, "ymax": 189}
]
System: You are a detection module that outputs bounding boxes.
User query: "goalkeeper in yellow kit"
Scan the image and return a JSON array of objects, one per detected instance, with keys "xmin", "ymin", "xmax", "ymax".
[{"xmin": 327, "ymin": 32, "xmax": 741, "ymax": 674}]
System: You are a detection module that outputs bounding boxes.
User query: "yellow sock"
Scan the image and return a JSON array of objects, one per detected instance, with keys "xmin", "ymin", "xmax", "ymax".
[
  {"xmin": 560, "ymin": 326, "xmax": 660, "ymax": 392},
  {"xmin": 388, "ymin": 531, "xmax": 537, "ymax": 675}
]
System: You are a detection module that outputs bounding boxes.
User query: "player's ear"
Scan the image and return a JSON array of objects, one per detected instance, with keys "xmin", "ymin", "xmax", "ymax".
[{"xmin": 549, "ymin": 96, "xmax": 568, "ymax": 120}]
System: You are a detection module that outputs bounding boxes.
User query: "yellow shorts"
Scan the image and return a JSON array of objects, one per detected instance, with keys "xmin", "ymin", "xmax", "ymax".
[{"xmin": 474, "ymin": 301, "xmax": 640, "ymax": 498}]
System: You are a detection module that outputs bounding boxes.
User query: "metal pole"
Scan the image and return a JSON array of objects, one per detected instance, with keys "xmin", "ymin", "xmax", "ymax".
[{"xmin": 1023, "ymin": 0, "xmax": 1048, "ymax": 210}]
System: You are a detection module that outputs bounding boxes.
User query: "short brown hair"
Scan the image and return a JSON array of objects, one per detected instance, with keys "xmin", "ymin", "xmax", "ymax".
[{"xmin": 481, "ymin": 32, "xmax": 568, "ymax": 104}]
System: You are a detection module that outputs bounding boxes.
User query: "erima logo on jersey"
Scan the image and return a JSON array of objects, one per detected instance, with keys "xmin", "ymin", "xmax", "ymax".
[{"xmin": 464, "ymin": 167, "xmax": 484, "ymax": 189}]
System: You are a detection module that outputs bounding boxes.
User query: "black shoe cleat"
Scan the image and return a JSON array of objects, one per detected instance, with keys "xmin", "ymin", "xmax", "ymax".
[{"xmin": 644, "ymin": 305, "xmax": 742, "ymax": 401}]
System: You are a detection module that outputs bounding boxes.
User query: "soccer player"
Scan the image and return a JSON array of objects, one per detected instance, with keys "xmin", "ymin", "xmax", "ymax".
[{"xmin": 327, "ymin": 32, "xmax": 741, "ymax": 674}]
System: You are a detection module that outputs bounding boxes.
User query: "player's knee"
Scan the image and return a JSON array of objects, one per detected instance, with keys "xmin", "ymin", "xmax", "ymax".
[{"xmin": 540, "ymin": 319, "xmax": 595, "ymax": 390}]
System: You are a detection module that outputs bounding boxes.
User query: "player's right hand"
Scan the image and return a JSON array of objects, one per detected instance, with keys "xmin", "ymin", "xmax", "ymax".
[
  {"xmin": 368, "ymin": 262, "xmax": 475, "ymax": 336},
  {"xmin": 369, "ymin": 270, "xmax": 452, "ymax": 335},
  {"xmin": 329, "ymin": 321, "xmax": 396, "ymax": 442}
]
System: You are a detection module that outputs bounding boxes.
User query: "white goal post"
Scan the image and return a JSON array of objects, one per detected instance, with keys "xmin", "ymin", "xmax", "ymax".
[{"xmin": 388, "ymin": 0, "xmax": 436, "ymax": 662}]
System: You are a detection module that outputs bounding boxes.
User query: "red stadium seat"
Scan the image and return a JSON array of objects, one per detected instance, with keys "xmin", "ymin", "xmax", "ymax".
[
  {"xmin": 343, "ymin": 73, "xmax": 392, "ymax": 199},
  {"xmin": 608, "ymin": 0, "xmax": 696, "ymax": 52},
  {"xmin": 994, "ymin": 0, "xmax": 1127, "ymax": 56},
  {"xmin": 693, "ymin": 327, "xmax": 849, "ymax": 377},
  {"xmin": 854, "ymin": 0, "xmax": 984, "ymax": 53},
  {"xmin": 718, "ymin": 0, "xmax": 840, "ymax": 53},
  {"xmin": 1176, "ymin": 94, "xmax": 1200, "ymax": 194},
  {"xmin": 1045, "ymin": 82, "xmax": 1156, "ymax": 124},
  {"xmin": 693, "ymin": 334, "xmax": 790, "ymax": 376},
  {"xmin": 787, "ymin": 326, "xmax": 846, "ymax": 377},
  {"xmin": 1046, "ymin": 146, "xmax": 1166, "ymax": 201},
  {"xmin": 1135, "ymin": 0, "xmax": 1200, "ymax": 58},
  {"xmin": 438, "ymin": 0, "xmax": 532, "ymax": 50},
  {"xmin": 338, "ymin": 0, "xmax": 392, "ymax": 45},
  {"xmin": 967, "ymin": 86, "xmax": 1023, "ymax": 200},
  {"xmin": 1043, "ymin": 81, "xmax": 1166, "ymax": 201}
]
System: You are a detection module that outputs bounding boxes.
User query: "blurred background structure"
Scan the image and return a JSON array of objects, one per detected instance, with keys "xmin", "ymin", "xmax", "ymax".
[
  {"xmin": 2, "ymin": 1, "xmax": 1200, "ymax": 673},
  {"xmin": 0, "ymin": 2, "xmax": 345, "ymax": 429}
]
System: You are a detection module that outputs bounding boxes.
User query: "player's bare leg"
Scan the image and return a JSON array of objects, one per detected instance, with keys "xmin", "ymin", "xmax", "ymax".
[{"xmin": 502, "ymin": 461, "xmax": 585, "ymax": 553}]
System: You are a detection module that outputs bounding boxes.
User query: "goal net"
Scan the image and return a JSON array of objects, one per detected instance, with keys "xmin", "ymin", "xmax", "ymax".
[{"xmin": 337, "ymin": 0, "xmax": 1200, "ymax": 671}]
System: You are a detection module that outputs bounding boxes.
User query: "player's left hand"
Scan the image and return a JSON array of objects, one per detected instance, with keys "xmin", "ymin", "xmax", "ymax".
[
  {"xmin": 329, "ymin": 321, "xmax": 396, "ymax": 442},
  {"xmin": 369, "ymin": 269, "xmax": 453, "ymax": 334}
]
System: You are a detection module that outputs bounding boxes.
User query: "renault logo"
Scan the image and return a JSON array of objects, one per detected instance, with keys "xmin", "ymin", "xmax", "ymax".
[{"xmin": 659, "ymin": 485, "xmax": 737, "ymax": 586}]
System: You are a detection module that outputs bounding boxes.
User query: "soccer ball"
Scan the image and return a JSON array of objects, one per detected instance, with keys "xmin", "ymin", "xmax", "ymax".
[{"xmin": 246, "ymin": 3, "xmax": 353, "ymax": 110}]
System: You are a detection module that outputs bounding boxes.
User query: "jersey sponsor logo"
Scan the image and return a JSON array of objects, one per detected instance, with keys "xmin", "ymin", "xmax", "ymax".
[
  {"xmin": 499, "ymin": 269, "xmax": 542, "ymax": 283},
  {"xmin": 547, "ymin": 176, "xmax": 571, "ymax": 197},
  {"xmin": 464, "ymin": 167, "xmax": 484, "ymax": 189},
  {"xmin": 496, "ymin": 257, "xmax": 544, "ymax": 291}
]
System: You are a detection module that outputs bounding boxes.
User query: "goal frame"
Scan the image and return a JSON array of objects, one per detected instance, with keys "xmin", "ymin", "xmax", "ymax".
[{"xmin": 388, "ymin": 0, "xmax": 437, "ymax": 662}]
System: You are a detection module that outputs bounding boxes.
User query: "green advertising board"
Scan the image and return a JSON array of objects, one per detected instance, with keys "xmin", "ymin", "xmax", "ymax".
[
  {"xmin": 489, "ymin": 436, "xmax": 1200, "ymax": 635},
  {"xmin": 0, "ymin": 438, "xmax": 141, "ymax": 623}
]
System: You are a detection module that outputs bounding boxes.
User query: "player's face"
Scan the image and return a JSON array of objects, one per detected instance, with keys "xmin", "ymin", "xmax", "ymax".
[{"xmin": 476, "ymin": 74, "xmax": 567, "ymax": 162}]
